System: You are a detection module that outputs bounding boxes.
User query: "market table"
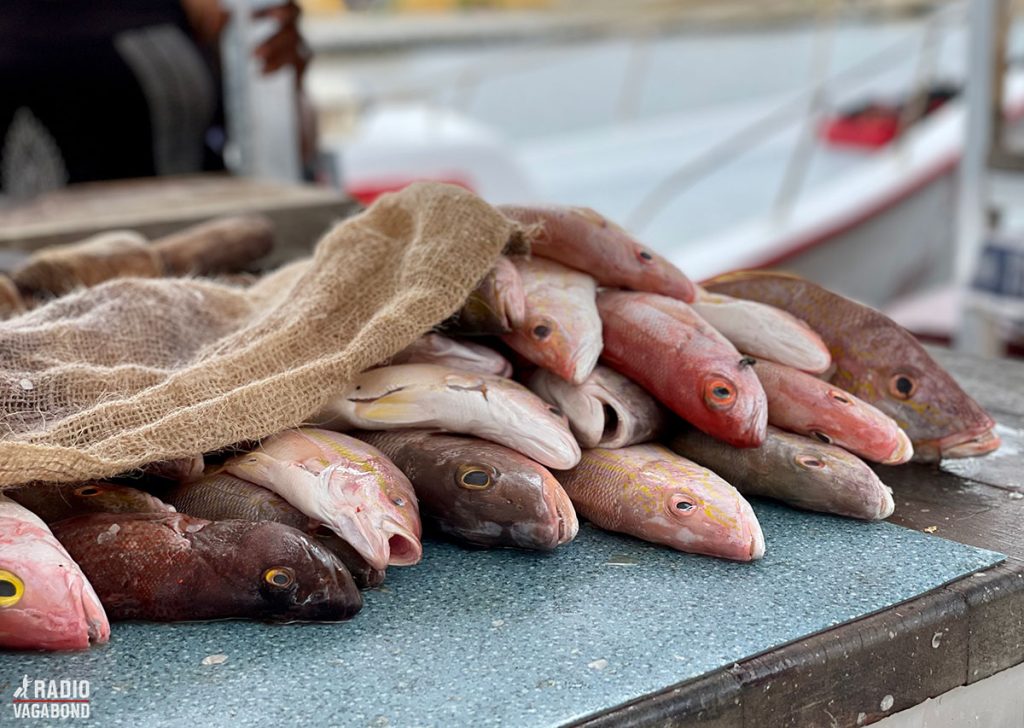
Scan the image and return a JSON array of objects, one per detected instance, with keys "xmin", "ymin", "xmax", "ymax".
[
  {"xmin": 0, "ymin": 349, "xmax": 1020, "ymax": 728},
  {"xmin": 579, "ymin": 348, "xmax": 1024, "ymax": 727}
]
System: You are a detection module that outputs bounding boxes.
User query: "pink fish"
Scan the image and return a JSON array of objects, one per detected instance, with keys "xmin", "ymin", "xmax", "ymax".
[
  {"xmin": 225, "ymin": 428, "xmax": 422, "ymax": 571},
  {"xmin": 386, "ymin": 333, "xmax": 512, "ymax": 377},
  {"xmin": 527, "ymin": 365, "xmax": 666, "ymax": 449},
  {"xmin": 753, "ymin": 358, "xmax": 914, "ymax": 465},
  {"xmin": 443, "ymin": 256, "xmax": 527, "ymax": 335},
  {"xmin": 597, "ymin": 289, "xmax": 767, "ymax": 448},
  {"xmin": 0, "ymin": 495, "xmax": 110, "ymax": 651},
  {"xmin": 501, "ymin": 257, "xmax": 602, "ymax": 384},
  {"xmin": 553, "ymin": 445, "xmax": 765, "ymax": 561},
  {"xmin": 500, "ymin": 204, "xmax": 696, "ymax": 301}
]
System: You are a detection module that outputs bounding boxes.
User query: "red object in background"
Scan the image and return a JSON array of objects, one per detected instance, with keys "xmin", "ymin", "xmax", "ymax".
[
  {"xmin": 821, "ymin": 105, "xmax": 901, "ymax": 149},
  {"xmin": 346, "ymin": 175, "xmax": 474, "ymax": 206}
]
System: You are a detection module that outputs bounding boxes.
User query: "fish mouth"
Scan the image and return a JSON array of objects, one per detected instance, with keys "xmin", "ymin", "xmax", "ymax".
[
  {"xmin": 873, "ymin": 486, "xmax": 896, "ymax": 520},
  {"xmin": 916, "ymin": 426, "xmax": 1002, "ymax": 461},
  {"xmin": 552, "ymin": 484, "xmax": 579, "ymax": 546},
  {"xmin": 383, "ymin": 524, "xmax": 423, "ymax": 566},
  {"xmin": 746, "ymin": 516, "xmax": 766, "ymax": 561},
  {"xmin": 326, "ymin": 508, "xmax": 392, "ymax": 571},
  {"xmin": 881, "ymin": 429, "xmax": 915, "ymax": 465},
  {"xmin": 74, "ymin": 573, "xmax": 110, "ymax": 646},
  {"xmin": 567, "ymin": 337, "xmax": 603, "ymax": 386}
]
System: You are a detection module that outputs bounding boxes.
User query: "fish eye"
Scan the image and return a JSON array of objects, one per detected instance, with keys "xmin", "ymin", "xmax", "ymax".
[
  {"xmin": 704, "ymin": 378, "xmax": 737, "ymax": 410},
  {"xmin": 263, "ymin": 567, "xmax": 294, "ymax": 589},
  {"xmin": 828, "ymin": 390, "xmax": 851, "ymax": 405},
  {"xmin": 637, "ymin": 248, "xmax": 654, "ymax": 262},
  {"xmin": 457, "ymin": 466, "xmax": 492, "ymax": 490},
  {"xmin": 811, "ymin": 431, "xmax": 833, "ymax": 444},
  {"xmin": 0, "ymin": 570, "xmax": 25, "ymax": 608},
  {"xmin": 548, "ymin": 406, "xmax": 563, "ymax": 417},
  {"xmin": 669, "ymin": 494, "xmax": 697, "ymax": 515},
  {"xmin": 74, "ymin": 485, "xmax": 103, "ymax": 497},
  {"xmin": 532, "ymin": 324, "xmax": 552, "ymax": 339},
  {"xmin": 889, "ymin": 374, "xmax": 917, "ymax": 400},
  {"xmin": 796, "ymin": 454, "xmax": 826, "ymax": 469},
  {"xmin": 392, "ymin": 497, "xmax": 406, "ymax": 507}
]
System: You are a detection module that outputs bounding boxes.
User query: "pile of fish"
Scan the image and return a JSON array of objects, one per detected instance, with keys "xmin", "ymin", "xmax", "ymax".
[{"xmin": 0, "ymin": 205, "xmax": 1000, "ymax": 651}]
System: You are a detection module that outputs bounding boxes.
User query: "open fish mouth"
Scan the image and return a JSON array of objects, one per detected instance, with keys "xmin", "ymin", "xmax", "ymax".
[{"xmin": 385, "ymin": 528, "xmax": 423, "ymax": 567}]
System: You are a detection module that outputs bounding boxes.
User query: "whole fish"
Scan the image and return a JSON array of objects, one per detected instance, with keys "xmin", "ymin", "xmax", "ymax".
[
  {"xmin": 499, "ymin": 204, "xmax": 696, "ymax": 301},
  {"xmin": 5, "ymin": 481, "xmax": 174, "ymax": 524},
  {"xmin": 354, "ymin": 430, "xmax": 579, "ymax": 550},
  {"xmin": 691, "ymin": 288, "xmax": 831, "ymax": 373},
  {"xmin": 553, "ymin": 445, "xmax": 764, "ymax": 561},
  {"xmin": 386, "ymin": 333, "xmax": 512, "ymax": 378},
  {"xmin": 705, "ymin": 271, "xmax": 999, "ymax": 460},
  {"xmin": 0, "ymin": 495, "xmax": 109, "ymax": 651},
  {"xmin": 527, "ymin": 365, "xmax": 666, "ymax": 449},
  {"xmin": 51, "ymin": 513, "xmax": 362, "ymax": 622},
  {"xmin": 315, "ymin": 364, "xmax": 581, "ymax": 469},
  {"xmin": 501, "ymin": 257, "xmax": 602, "ymax": 385},
  {"xmin": 597, "ymin": 290, "xmax": 767, "ymax": 448},
  {"xmin": 224, "ymin": 428, "xmax": 422, "ymax": 571},
  {"xmin": 668, "ymin": 427, "xmax": 895, "ymax": 521},
  {"xmin": 443, "ymin": 256, "xmax": 527, "ymax": 335},
  {"xmin": 753, "ymin": 359, "xmax": 913, "ymax": 465},
  {"xmin": 165, "ymin": 472, "xmax": 386, "ymax": 588}
]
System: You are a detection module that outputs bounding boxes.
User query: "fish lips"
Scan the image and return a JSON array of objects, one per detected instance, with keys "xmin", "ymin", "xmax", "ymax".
[{"xmin": 914, "ymin": 425, "xmax": 1002, "ymax": 462}]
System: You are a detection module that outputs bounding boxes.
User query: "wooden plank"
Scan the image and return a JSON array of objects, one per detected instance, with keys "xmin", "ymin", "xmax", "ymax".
[{"xmin": 0, "ymin": 175, "xmax": 360, "ymax": 270}]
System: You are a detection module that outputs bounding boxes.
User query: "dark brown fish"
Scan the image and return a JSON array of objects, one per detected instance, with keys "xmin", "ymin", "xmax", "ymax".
[
  {"xmin": 353, "ymin": 430, "xmax": 578, "ymax": 550},
  {"xmin": 705, "ymin": 271, "xmax": 999, "ymax": 461},
  {"xmin": 165, "ymin": 472, "xmax": 385, "ymax": 588},
  {"xmin": 51, "ymin": 513, "xmax": 362, "ymax": 623},
  {"xmin": 4, "ymin": 481, "xmax": 173, "ymax": 524}
]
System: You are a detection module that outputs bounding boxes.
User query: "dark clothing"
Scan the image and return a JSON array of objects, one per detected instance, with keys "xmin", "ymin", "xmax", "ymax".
[{"xmin": 0, "ymin": 1, "xmax": 224, "ymax": 200}]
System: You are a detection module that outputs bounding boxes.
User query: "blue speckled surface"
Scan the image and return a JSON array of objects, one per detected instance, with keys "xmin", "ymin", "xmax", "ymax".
[{"xmin": 0, "ymin": 501, "xmax": 1003, "ymax": 728}]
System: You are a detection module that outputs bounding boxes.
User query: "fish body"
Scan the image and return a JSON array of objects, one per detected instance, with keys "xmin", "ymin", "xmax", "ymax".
[
  {"xmin": 164, "ymin": 472, "xmax": 386, "ymax": 588},
  {"xmin": 51, "ymin": 513, "xmax": 362, "ymax": 622},
  {"xmin": 528, "ymin": 365, "xmax": 665, "ymax": 448},
  {"xmin": 0, "ymin": 495, "xmax": 110, "ymax": 650},
  {"xmin": 444, "ymin": 256, "xmax": 526, "ymax": 335},
  {"xmin": 387, "ymin": 333, "xmax": 512, "ymax": 377},
  {"xmin": 553, "ymin": 445, "xmax": 764, "ymax": 561},
  {"xmin": 224, "ymin": 428, "xmax": 422, "ymax": 571},
  {"xmin": 597, "ymin": 290, "xmax": 767, "ymax": 448},
  {"xmin": 499, "ymin": 204, "xmax": 696, "ymax": 301},
  {"xmin": 691, "ymin": 288, "xmax": 831, "ymax": 373},
  {"xmin": 704, "ymin": 271, "xmax": 999, "ymax": 460},
  {"xmin": 501, "ymin": 257, "xmax": 602, "ymax": 384},
  {"xmin": 5, "ymin": 481, "xmax": 174, "ymax": 524},
  {"xmin": 669, "ymin": 427, "xmax": 894, "ymax": 520},
  {"xmin": 754, "ymin": 359, "xmax": 913, "ymax": 464},
  {"xmin": 316, "ymin": 364, "xmax": 581, "ymax": 469},
  {"xmin": 354, "ymin": 430, "xmax": 578, "ymax": 550}
]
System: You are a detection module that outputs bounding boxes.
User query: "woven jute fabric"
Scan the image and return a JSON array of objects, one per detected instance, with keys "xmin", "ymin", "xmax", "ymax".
[{"xmin": 0, "ymin": 183, "xmax": 517, "ymax": 487}]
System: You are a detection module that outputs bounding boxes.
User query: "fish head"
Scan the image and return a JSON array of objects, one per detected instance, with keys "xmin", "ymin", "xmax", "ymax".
[
  {"xmin": 231, "ymin": 521, "xmax": 363, "ymax": 623},
  {"xmin": 508, "ymin": 301, "xmax": 602, "ymax": 386},
  {"xmin": 250, "ymin": 429, "xmax": 423, "ymax": 571},
  {"xmin": 0, "ymin": 520, "xmax": 109, "ymax": 650},
  {"xmin": 803, "ymin": 386, "xmax": 914, "ymax": 465},
  {"xmin": 692, "ymin": 358, "xmax": 768, "ymax": 448},
  {"xmin": 634, "ymin": 448, "xmax": 764, "ymax": 561},
  {"xmin": 782, "ymin": 433, "xmax": 895, "ymax": 519},
  {"xmin": 421, "ymin": 436, "xmax": 578, "ymax": 550},
  {"xmin": 833, "ymin": 333, "xmax": 998, "ymax": 461},
  {"xmin": 572, "ymin": 207, "xmax": 695, "ymax": 301},
  {"xmin": 477, "ymin": 376, "xmax": 583, "ymax": 469},
  {"xmin": 67, "ymin": 482, "xmax": 175, "ymax": 516}
]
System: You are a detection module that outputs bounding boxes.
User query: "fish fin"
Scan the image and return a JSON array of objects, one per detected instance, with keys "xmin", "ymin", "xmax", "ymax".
[{"xmin": 353, "ymin": 391, "xmax": 434, "ymax": 425}]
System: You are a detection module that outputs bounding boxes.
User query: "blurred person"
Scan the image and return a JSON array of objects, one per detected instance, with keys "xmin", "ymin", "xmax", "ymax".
[{"xmin": 0, "ymin": 0, "xmax": 314, "ymax": 202}]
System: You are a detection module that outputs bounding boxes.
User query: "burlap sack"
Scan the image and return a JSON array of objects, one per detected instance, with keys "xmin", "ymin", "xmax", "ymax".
[{"xmin": 0, "ymin": 182, "xmax": 518, "ymax": 487}]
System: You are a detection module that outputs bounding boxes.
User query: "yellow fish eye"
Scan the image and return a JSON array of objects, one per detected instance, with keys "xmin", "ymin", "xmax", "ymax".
[
  {"xmin": 263, "ymin": 567, "xmax": 294, "ymax": 589},
  {"xmin": 0, "ymin": 570, "xmax": 25, "ymax": 608},
  {"xmin": 457, "ymin": 465, "xmax": 492, "ymax": 490}
]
